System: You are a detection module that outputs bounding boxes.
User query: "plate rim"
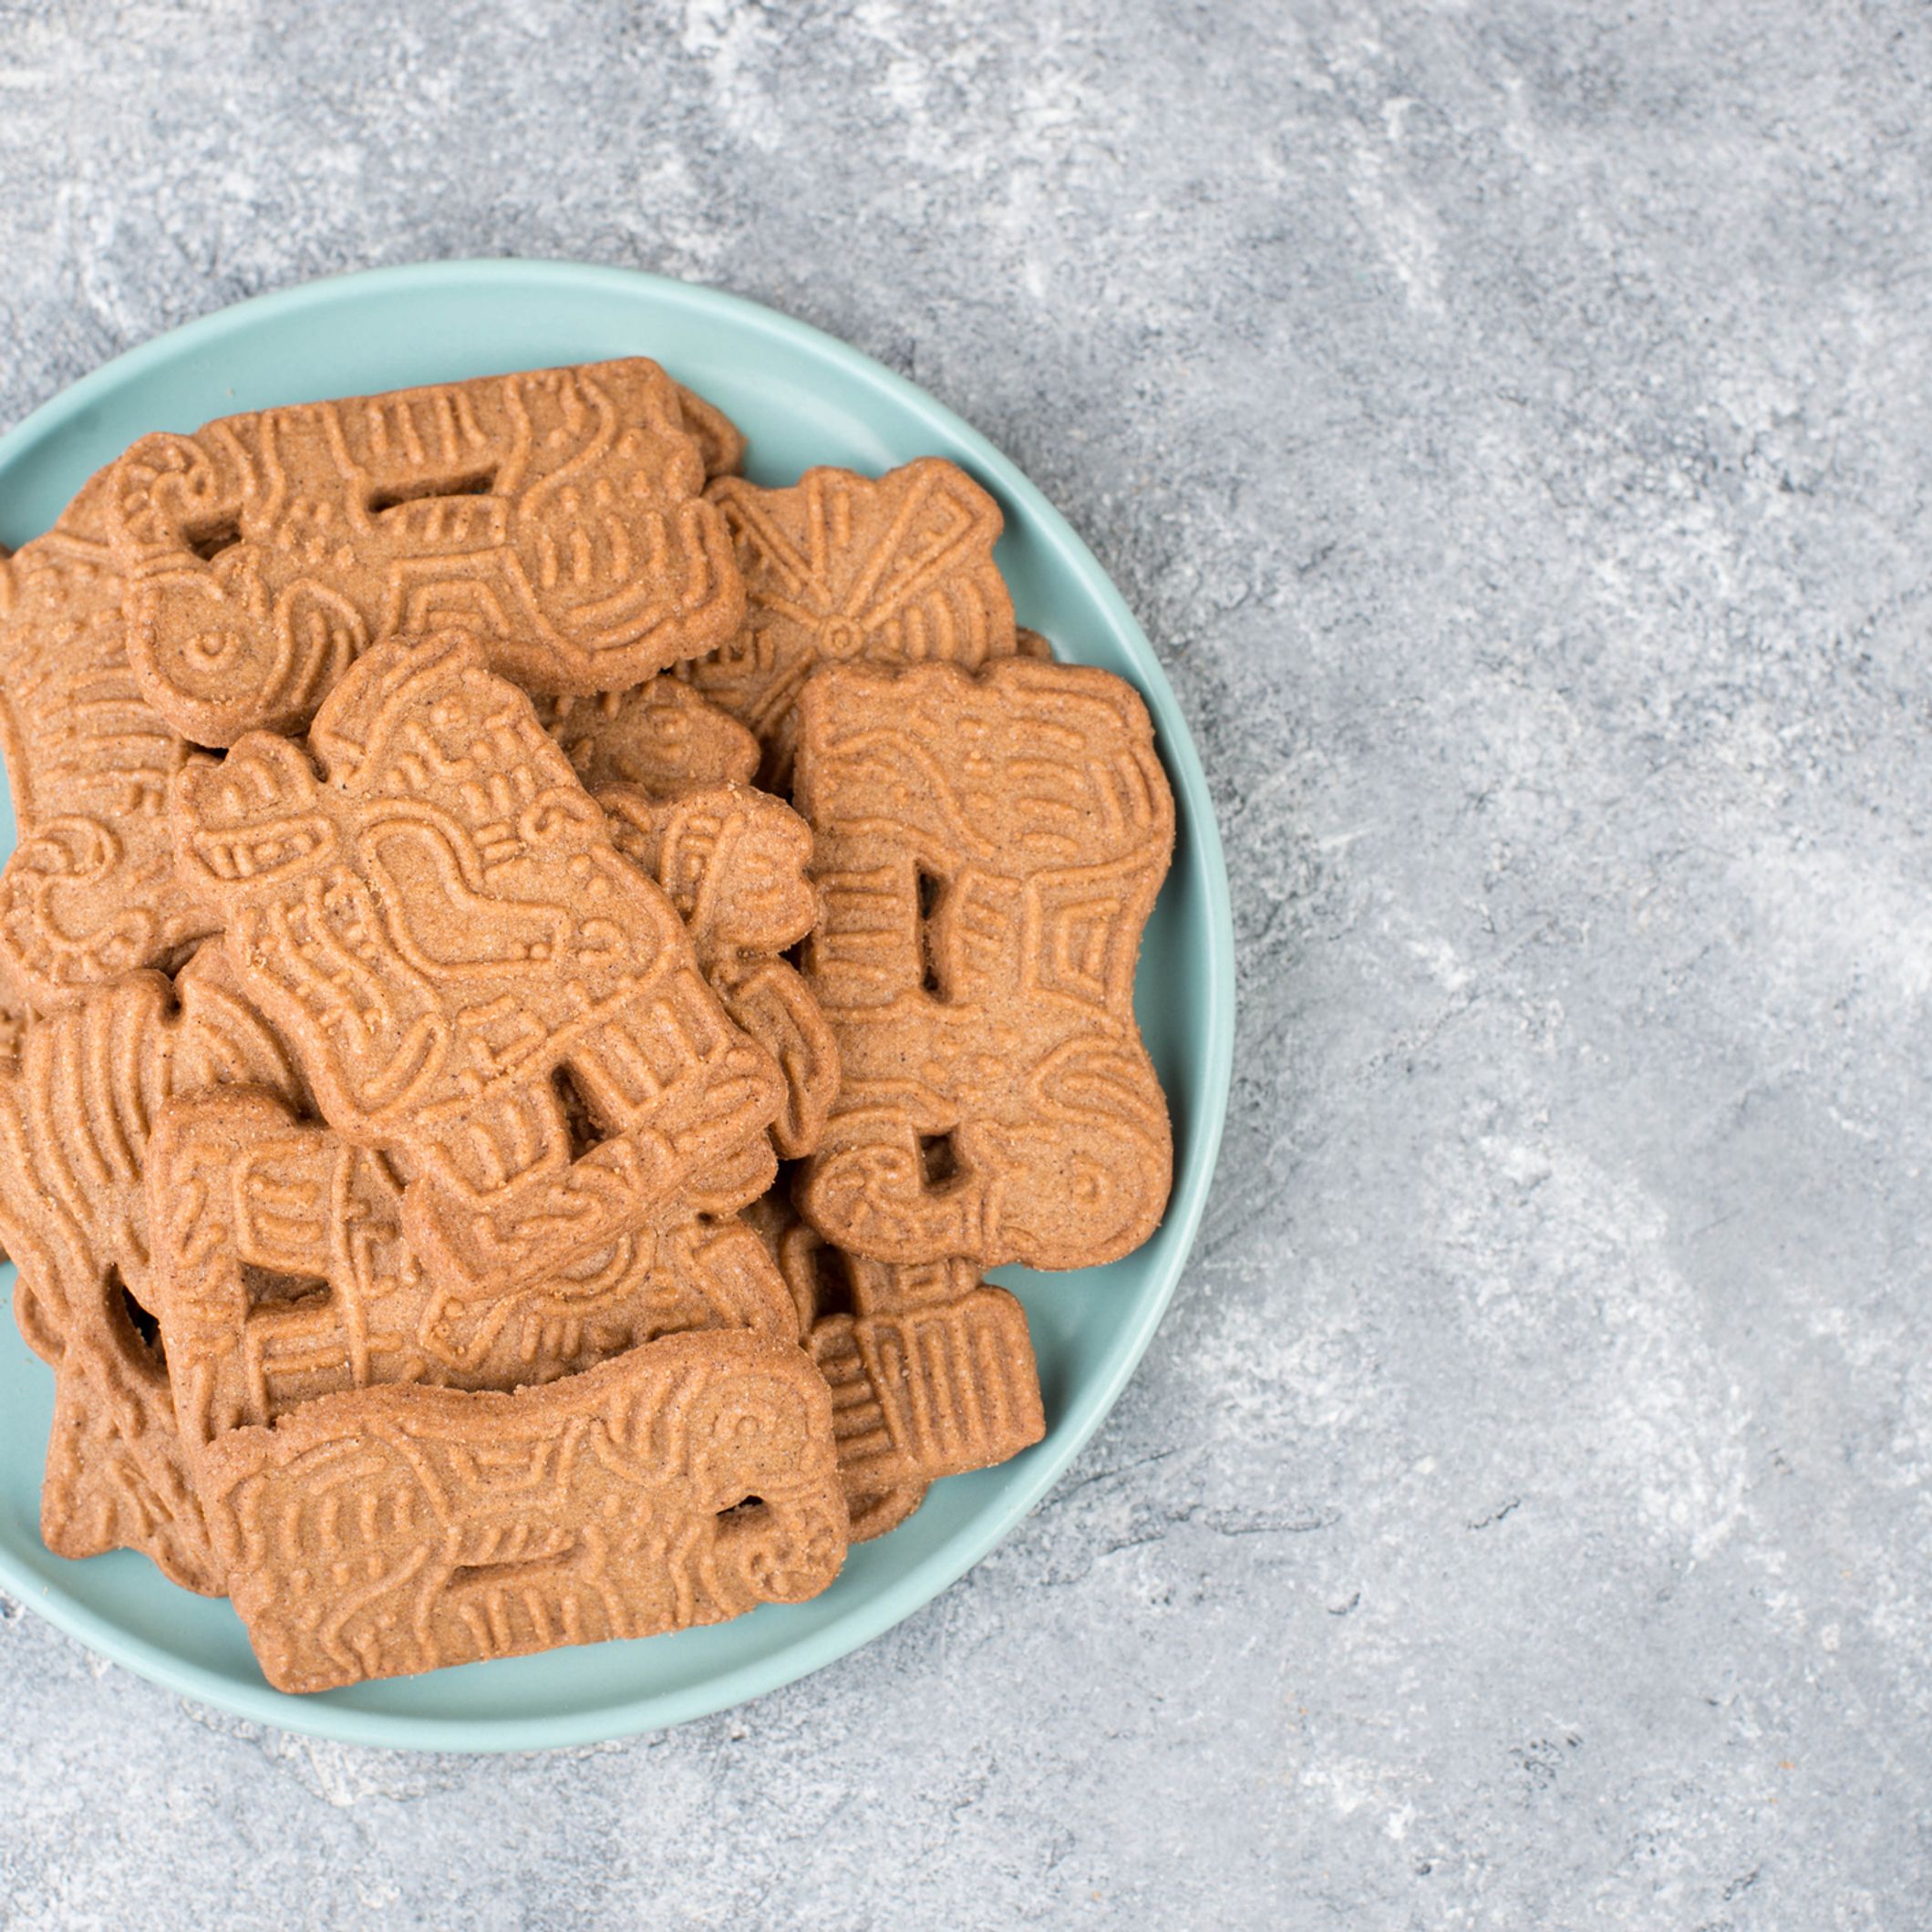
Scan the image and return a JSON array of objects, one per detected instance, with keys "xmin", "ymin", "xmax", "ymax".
[{"xmin": 0, "ymin": 257, "xmax": 1236, "ymax": 1751}]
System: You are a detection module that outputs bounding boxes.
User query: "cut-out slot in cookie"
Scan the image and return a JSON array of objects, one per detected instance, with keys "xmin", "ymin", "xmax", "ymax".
[
  {"xmin": 918, "ymin": 1130, "xmax": 961, "ymax": 1189},
  {"xmin": 917, "ymin": 867, "xmax": 947, "ymax": 997},
  {"xmin": 448, "ymin": 1549, "xmax": 571, "ymax": 1591},
  {"xmin": 109, "ymin": 1266, "xmax": 165, "ymax": 1368},
  {"xmin": 186, "ymin": 517, "xmax": 242, "ymax": 562},
  {"xmin": 240, "ymin": 1266, "xmax": 331, "ymax": 1312},
  {"xmin": 551, "ymin": 1063, "xmax": 607, "ymax": 1163},
  {"xmin": 810, "ymin": 1239, "xmax": 855, "ymax": 1321},
  {"xmin": 367, "ymin": 468, "xmax": 498, "ymax": 513}
]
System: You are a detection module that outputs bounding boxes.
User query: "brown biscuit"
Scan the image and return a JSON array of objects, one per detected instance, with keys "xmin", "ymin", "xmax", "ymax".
[
  {"xmin": 601, "ymin": 780, "xmax": 840, "ymax": 1158},
  {"xmin": 170, "ymin": 631, "xmax": 787, "ymax": 1302},
  {"xmin": 0, "ymin": 470, "xmax": 214, "ymax": 1008},
  {"xmin": 765, "ymin": 1200, "xmax": 1042, "ymax": 1540},
  {"xmin": 821, "ymin": 1437, "xmax": 927, "ymax": 1543},
  {"xmin": 749, "ymin": 1184, "xmax": 925, "ymax": 1543},
  {"xmin": 792, "ymin": 659, "xmax": 1174, "ymax": 1269},
  {"xmin": 542, "ymin": 677, "xmax": 759, "ymax": 798},
  {"xmin": 0, "ymin": 947, "xmax": 304, "ymax": 1591},
  {"xmin": 1015, "ymin": 626, "xmax": 1054, "ymax": 660},
  {"xmin": 106, "ymin": 360, "xmax": 748, "ymax": 745},
  {"xmin": 146, "ymin": 1086, "xmax": 799, "ymax": 1462},
  {"xmin": 740, "ymin": 1187, "xmax": 927, "ymax": 1540},
  {"xmin": 197, "ymin": 1329, "xmax": 847, "ymax": 1692},
  {"xmin": 674, "ymin": 387, "xmax": 749, "ymax": 481},
  {"xmin": 738, "ymin": 1184, "xmax": 815, "ymax": 1326},
  {"xmin": 681, "ymin": 459, "xmax": 1017, "ymax": 785}
]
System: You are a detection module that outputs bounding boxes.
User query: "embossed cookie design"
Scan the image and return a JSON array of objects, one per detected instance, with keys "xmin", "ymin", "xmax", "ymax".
[
  {"xmin": 601, "ymin": 780, "xmax": 840, "ymax": 1158},
  {"xmin": 146, "ymin": 1086, "xmax": 800, "ymax": 1463},
  {"xmin": 199, "ymin": 1330, "xmax": 848, "ymax": 1691},
  {"xmin": 763, "ymin": 1204, "xmax": 1042, "ymax": 1542},
  {"xmin": 2, "ymin": 356, "xmax": 1187, "ymax": 1689},
  {"xmin": 682, "ymin": 459, "xmax": 1017, "ymax": 784},
  {"xmin": 671, "ymin": 386, "xmax": 748, "ymax": 483},
  {"xmin": 108, "ymin": 360, "xmax": 747, "ymax": 744},
  {"xmin": 0, "ymin": 470, "xmax": 214, "ymax": 1007},
  {"xmin": 171, "ymin": 630, "xmax": 786, "ymax": 1302},
  {"xmin": 0, "ymin": 946, "xmax": 304, "ymax": 1591},
  {"xmin": 793, "ymin": 659, "xmax": 1174, "ymax": 1270},
  {"xmin": 542, "ymin": 676, "xmax": 759, "ymax": 798}
]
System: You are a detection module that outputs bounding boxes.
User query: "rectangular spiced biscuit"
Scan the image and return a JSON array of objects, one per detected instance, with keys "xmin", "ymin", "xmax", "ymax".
[
  {"xmin": 198, "ymin": 1330, "xmax": 847, "ymax": 1692},
  {"xmin": 792, "ymin": 658, "xmax": 1175, "ymax": 1272}
]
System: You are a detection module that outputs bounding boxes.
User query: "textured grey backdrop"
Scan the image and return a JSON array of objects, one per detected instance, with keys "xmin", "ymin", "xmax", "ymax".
[{"xmin": 1, "ymin": 2, "xmax": 1927, "ymax": 1927}]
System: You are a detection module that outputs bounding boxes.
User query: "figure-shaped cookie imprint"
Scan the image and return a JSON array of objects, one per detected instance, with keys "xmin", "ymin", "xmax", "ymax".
[
  {"xmin": 681, "ymin": 459, "xmax": 1017, "ymax": 785},
  {"xmin": 108, "ymin": 360, "xmax": 749, "ymax": 745},
  {"xmin": 792, "ymin": 659, "xmax": 1174, "ymax": 1270},
  {"xmin": 542, "ymin": 676, "xmax": 759, "ymax": 798},
  {"xmin": 198, "ymin": 1330, "xmax": 847, "ymax": 1692},
  {"xmin": 170, "ymin": 631, "xmax": 786, "ymax": 1301},
  {"xmin": 763, "ymin": 1203, "xmax": 1042, "ymax": 1541},
  {"xmin": 601, "ymin": 780, "xmax": 840, "ymax": 1158},
  {"xmin": 0, "ymin": 470, "xmax": 214, "ymax": 1007},
  {"xmin": 0, "ymin": 948, "xmax": 304, "ymax": 1591},
  {"xmin": 145, "ymin": 1086, "xmax": 800, "ymax": 1467}
]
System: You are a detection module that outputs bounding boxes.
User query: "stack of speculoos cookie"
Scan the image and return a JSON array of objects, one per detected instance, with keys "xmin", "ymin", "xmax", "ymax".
[{"xmin": 0, "ymin": 359, "xmax": 1174, "ymax": 1691}]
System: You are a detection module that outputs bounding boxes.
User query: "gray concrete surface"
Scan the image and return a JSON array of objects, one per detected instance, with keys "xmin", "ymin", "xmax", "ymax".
[{"xmin": 1, "ymin": 1, "xmax": 1927, "ymax": 1925}]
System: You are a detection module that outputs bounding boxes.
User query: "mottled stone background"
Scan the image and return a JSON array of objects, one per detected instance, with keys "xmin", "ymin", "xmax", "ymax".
[{"xmin": 3, "ymin": 2, "xmax": 1929, "ymax": 1926}]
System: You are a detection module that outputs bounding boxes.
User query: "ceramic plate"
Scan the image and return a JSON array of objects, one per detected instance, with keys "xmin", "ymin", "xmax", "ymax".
[{"xmin": 0, "ymin": 261, "xmax": 1234, "ymax": 1750}]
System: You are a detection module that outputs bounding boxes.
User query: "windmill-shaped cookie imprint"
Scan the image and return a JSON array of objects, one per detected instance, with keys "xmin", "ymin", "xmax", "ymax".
[{"xmin": 684, "ymin": 459, "xmax": 1017, "ymax": 784}]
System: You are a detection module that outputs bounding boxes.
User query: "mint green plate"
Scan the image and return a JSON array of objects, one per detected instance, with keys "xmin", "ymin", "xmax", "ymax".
[{"xmin": 0, "ymin": 261, "xmax": 1234, "ymax": 1750}]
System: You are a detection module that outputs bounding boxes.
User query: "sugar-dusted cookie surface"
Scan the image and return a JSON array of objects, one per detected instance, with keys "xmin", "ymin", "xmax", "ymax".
[
  {"xmin": 601, "ymin": 780, "xmax": 840, "ymax": 1158},
  {"xmin": 792, "ymin": 658, "xmax": 1174, "ymax": 1270},
  {"xmin": 681, "ymin": 459, "xmax": 1017, "ymax": 785},
  {"xmin": 146, "ymin": 1085, "xmax": 799, "ymax": 1462},
  {"xmin": 0, "ymin": 470, "xmax": 213, "ymax": 1007},
  {"xmin": 199, "ymin": 1329, "xmax": 847, "ymax": 1692},
  {"xmin": 0, "ymin": 947, "xmax": 304, "ymax": 1592},
  {"xmin": 107, "ymin": 361, "xmax": 748, "ymax": 744},
  {"xmin": 171, "ymin": 630, "xmax": 786, "ymax": 1302}
]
